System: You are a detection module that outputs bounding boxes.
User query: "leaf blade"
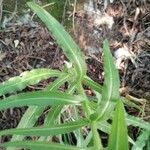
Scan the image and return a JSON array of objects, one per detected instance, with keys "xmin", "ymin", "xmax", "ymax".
[
  {"xmin": 108, "ymin": 100, "xmax": 129, "ymax": 150},
  {"xmin": 126, "ymin": 115, "xmax": 150, "ymax": 131},
  {"xmin": 83, "ymin": 76, "xmax": 102, "ymax": 93},
  {"xmin": 0, "ymin": 91, "xmax": 83, "ymax": 111},
  {"xmin": 95, "ymin": 39, "xmax": 120, "ymax": 120},
  {"xmin": 0, "ymin": 119, "xmax": 89, "ymax": 137},
  {"xmin": 0, "ymin": 68, "xmax": 60, "ymax": 96},
  {"xmin": 2, "ymin": 141, "xmax": 89, "ymax": 150},
  {"xmin": 27, "ymin": 2, "xmax": 86, "ymax": 79},
  {"xmin": 7, "ymin": 74, "xmax": 71, "ymax": 150},
  {"xmin": 132, "ymin": 130, "xmax": 150, "ymax": 150}
]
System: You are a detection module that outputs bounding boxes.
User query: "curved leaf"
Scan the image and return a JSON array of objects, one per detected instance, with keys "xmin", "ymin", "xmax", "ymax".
[
  {"xmin": 83, "ymin": 76, "xmax": 102, "ymax": 93},
  {"xmin": 0, "ymin": 68, "xmax": 60, "ymax": 96},
  {"xmin": 45, "ymin": 74, "xmax": 70, "ymax": 91},
  {"xmin": 126, "ymin": 115, "xmax": 150, "ymax": 131},
  {"xmin": 94, "ymin": 40, "xmax": 120, "ymax": 121},
  {"xmin": 7, "ymin": 106, "xmax": 44, "ymax": 148},
  {"xmin": 0, "ymin": 91, "xmax": 83, "ymax": 111},
  {"xmin": 7, "ymin": 74, "xmax": 71, "ymax": 150},
  {"xmin": 2, "ymin": 141, "xmax": 90, "ymax": 150},
  {"xmin": 97, "ymin": 121, "xmax": 135, "ymax": 145},
  {"xmin": 132, "ymin": 130, "xmax": 150, "ymax": 150},
  {"xmin": 27, "ymin": 2, "xmax": 87, "ymax": 80},
  {"xmin": 0, "ymin": 119, "xmax": 89, "ymax": 137},
  {"xmin": 108, "ymin": 100, "xmax": 129, "ymax": 150}
]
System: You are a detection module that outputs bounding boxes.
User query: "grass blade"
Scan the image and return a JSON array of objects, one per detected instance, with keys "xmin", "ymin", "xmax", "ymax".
[
  {"xmin": 2, "ymin": 141, "xmax": 89, "ymax": 150},
  {"xmin": 0, "ymin": 91, "xmax": 83, "ymax": 111},
  {"xmin": 97, "ymin": 121, "xmax": 135, "ymax": 145},
  {"xmin": 46, "ymin": 74, "xmax": 70, "ymax": 91},
  {"xmin": 132, "ymin": 130, "xmax": 150, "ymax": 150},
  {"xmin": 83, "ymin": 76, "xmax": 102, "ymax": 93},
  {"xmin": 94, "ymin": 39, "xmax": 120, "ymax": 121},
  {"xmin": 6, "ymin": 106, "xmax": 44, "ymax": 149},
  {"xmin": 27, "ymin": 2, "xmax": 86, "ymax": 80},
  {"xmin": 0, "ymin": 68, "xmax": 60, "ymax": 96},
  {"xmin": 126, "ymin": 115, "xmax": 150, "ymax": 131},
  {"xmin": 44, "ymin": 105, "xmax": 63, "ymax": 126},
  {"xmin": 108, "ymin": 100, "xmax": 129, "ymax": 150},
  {"xmin": 0, "ymin": 119, "xmax": 89, "ymax": 137},
  {"xmin": 7, "ymin": 75, "xmax": 71, "ymax": 150},
  {"xmin": 38, "ymin": 105, "xmax": 63, "ymax": 142}
]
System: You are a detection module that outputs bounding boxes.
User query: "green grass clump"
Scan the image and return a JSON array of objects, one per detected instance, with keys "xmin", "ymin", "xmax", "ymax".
[{"xmin": 0, "ymin": 2, "xmax": 150, "ymax": 150}]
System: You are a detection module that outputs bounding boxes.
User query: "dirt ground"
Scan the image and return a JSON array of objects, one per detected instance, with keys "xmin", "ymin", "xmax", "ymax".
[{"xmin": 0, "ymin": 0, "xmax": 150, "ymax": 144}]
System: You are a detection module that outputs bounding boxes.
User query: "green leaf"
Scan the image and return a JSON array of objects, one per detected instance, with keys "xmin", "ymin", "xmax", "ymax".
[
  {"xmin": 82, "ymin": 131, "xmax": 93, "ymax": 147},
  {"xmin": 2, "ymin": 141, "xmax": 90, "ymax": 150},
  {"xmin": 46, "ymin": 74, "xmax": 70, "ymax": 91},
  {"xmin": 7, "ymin": 74, "xmax": 71, "ymax": 150},
  {"xmin": 83, "ymin": 76, "xmax": 102, "ymax": 93},
  {"xmin": 27, "ymin": 2, "xmax": 87, "ymax": 80},
  {"xmin": 132, "ymin": 130, "xmax": 150, "ymax": 150},
  {"xmin": 7, "ymin": 106, "xmax": 44, "ymax": 148},
  {"xmin": 91, "ymin": 121, "xmax": 103, "ymax": 149},
  {"xmin": 0, "ymin": 91, "xmax": 83, "ymax": 111},
  {"xmin": 44, "ymin": 105, "xmax": 63, "ymax": 126},
  {"xmin": 95, "ymin": 39, "xmax": 120, "ymax": 121},
  {"xmin": 0, "ymin": 119, "xmax": 89, "ymax": 137},
  {"xmin": 97, "ymin": 121, "xmax": 135, "ymax": 145},
  {"xmin": 108, "ymin": 100, "xmax": 129, "ymax": 150},
  {"xmin": 38, "ymin": 105, "xmax": 63, "ymax": 141},
  {"xmin": 39, "ymin": 81, "xmax": 78, "ymax": 142},
  {"xmin": 126, "ymin": 115, "xmax": 150, "ymax": 131},
  {"xmin": 0, "ymin": 68, "xmax": 60, "ymax": 96}
]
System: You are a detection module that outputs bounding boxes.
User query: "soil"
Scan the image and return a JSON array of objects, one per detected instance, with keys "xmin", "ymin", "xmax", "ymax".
[{"xmin": 0, "ymin": 0, "xmax": 150, "ymax": 147}]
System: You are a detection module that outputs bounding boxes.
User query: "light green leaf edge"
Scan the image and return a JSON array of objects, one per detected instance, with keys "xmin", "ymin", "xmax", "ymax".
[
  {"xmin": 132, "ymin": 130, "xmax": 150, "ymax": 150},
  {"xmin": 39, "ymin": 81, "xmax": 77, "ymax": 142},
  {"xmin": 0, "ymin": 68, "xmax": 61, "ymax": 96},
  {"xmin": 126, "ymin": 115, "xmax": 150, "ymax": 131},
  {"xmin": 91, "ymin": 39, "xmax": 120, "ymax": 121},
  {"xmin": 97, "ymin": 121, "xmax": 135, "ymax": 145},
  {"xmin": 83, "ymin": 76, "xmax": 102, "ymax": 93},
  {"xmin": 0, "ymin": 91, "xmax": 83, "ymax": 111},
  {"xmin": 27, "ymin": 2, "xmax": 87, "ymax": 80},
  {"xmin": 0, "ymin": 119, "xmax": 89, "ymax": 137},
  {"xmin": 7, "ymin": 73, "xmax": 71, "ymax": 150},
  {"xmin": 2, "ymin": 141, "xmax": 92, "ymax": 150},
  {"xmin": 108, "ymin": 100, "xmax": 129, "ymax": 150}
]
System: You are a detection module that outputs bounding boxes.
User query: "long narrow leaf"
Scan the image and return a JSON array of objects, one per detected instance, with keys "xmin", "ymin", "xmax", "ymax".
[
  {"xmin": 0, "ymin": 119, "xmax": 89, "ymax": 137},
  {"xmin": 0, "ymin": 68, "xmax": 61, "ymax": 96},
  {"xmin": 2, "ymin": 141, "xmax": 91, "ymax": 150},
  {"xmin": 95, "ymin": 40, "xmax": 120, "ymax": 121},
  {"xmin": 46, "ymin": 74, "xmax": 70, "ymax": 91},
  {"xmin": 7, "ymin": 74, "xmax": 71, "ymax": 150},
  {"xmin": 97, "ymin": 121, "xmax": 135, "ymax": 145},
  {"xmin": 7, "ymin": 106, "xmax": 44, "ymax": 148},
  {"xmin": 126, "ymin": 115, "xmax": 150, "ymax": 131},
  {"xmin": 44, "ymin": 105, "xmax": 63, "ymax": 126},
  {"xmin": 27, "ymin": 2, "xmax": 87, "ymax": 80},
  {"xmin": 108, "ymin": 100, "xmax": 129, "ymax": 150},
  {"xmin": 83, "ymin": 76, "xmax": 102, "ymax": 93},
  {"xmin": 39, "ymin": 81, "xmax": 77, "ymax": 142},
  {"xmin": 38, "ymin": 106, "xmax": 63, "ymax": 142},
  {"xmin": 132, "ymin": 130, "xmax": 150, "ymax": 150},
  {"xmin": 0, "ymin": 91, "xmax": 83, "ymax": 111}
]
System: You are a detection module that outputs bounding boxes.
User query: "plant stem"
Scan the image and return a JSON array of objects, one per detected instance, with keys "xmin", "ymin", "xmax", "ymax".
[
  {"xmin": 77, "ymin": 82, "xmax": 103, "ymax": 149},
  {"xmin": 77, "ymin": 82, "xmax": 91, "ymax": 118},
  {"xmin": 91, "ymin": 121, "xmax": 103, "ymax": 150}
]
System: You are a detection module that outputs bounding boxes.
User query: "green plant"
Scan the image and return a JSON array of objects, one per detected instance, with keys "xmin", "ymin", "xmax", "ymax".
[{"xmin": 0, "ymin": 2, "xmax": 150, "ymax": 150}]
